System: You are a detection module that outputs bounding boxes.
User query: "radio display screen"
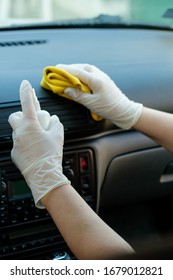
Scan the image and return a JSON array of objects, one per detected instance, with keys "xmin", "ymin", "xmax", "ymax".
[{"xmin": 8, "ymin": 179, "xmax": 31, "ymax": 200}]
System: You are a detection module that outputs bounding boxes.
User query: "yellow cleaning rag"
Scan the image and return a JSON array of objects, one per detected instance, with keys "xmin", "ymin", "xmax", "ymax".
[{"xmin": 40, "ymin": 66, "xmax": 102, "ymax": 121}]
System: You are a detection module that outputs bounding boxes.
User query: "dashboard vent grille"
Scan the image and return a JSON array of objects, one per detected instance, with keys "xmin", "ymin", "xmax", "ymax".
[
  {"xmin": 0, "ymin": 40, "xmax": 47, "ymax": 47},
  {"xmin": 0, "ymin": 98, "xmax": 93, "ymax": 139}
]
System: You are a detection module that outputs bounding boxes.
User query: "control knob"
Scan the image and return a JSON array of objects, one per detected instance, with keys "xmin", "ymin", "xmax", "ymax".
[{"xmin": 63, "ymin": 168, "xmax": 74, "ymax": 181}]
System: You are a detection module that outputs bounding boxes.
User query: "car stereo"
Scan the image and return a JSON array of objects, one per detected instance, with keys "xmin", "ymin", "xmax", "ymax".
[{"xmin": 0, "ymin": 148, "xmax": 96, "ymax": 259}]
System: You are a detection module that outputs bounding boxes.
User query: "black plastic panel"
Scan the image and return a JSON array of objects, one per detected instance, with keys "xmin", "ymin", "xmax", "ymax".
[{"xmin": 100, "ymin": 147, "xmax": 173, "ymax": 208}]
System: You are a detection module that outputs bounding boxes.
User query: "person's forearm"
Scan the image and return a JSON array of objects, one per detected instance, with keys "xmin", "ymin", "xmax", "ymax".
[
  {"xmin": 41, "ymin": 184, "xmax": 134, "ymax": 260},
  {"xmin": 133, "ymin": 107, "xmax": 173, "ymax": 152}
]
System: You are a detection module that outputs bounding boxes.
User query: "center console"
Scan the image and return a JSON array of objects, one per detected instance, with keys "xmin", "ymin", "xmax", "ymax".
[{"xmin": 0, "ymin": 144, "xmax": 96, "ymax": 259}]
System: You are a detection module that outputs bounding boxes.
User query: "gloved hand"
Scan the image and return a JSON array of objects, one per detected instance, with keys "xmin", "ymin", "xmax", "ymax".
[
  {"xmin": 57, "ymin": 64, "xmax": 143, "ymax": 129},
  {"xmin": 8, "ymin": 80, "xmax": 70, "ymax": 208}
]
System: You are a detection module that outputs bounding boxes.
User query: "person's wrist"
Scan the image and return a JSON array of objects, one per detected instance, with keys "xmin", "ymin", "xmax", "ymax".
[
  {"xmin": 110, "ymin": 95, "xmax": 143, "ymax": 129},
  {"xmin": 40, "ymin": 183, "xmax": 70, "ymax": 208},
  {"xmin": 23, "ymin": 157, "xmax": 70, "ymax": 208},
  {"xmin": 31, "ymin": 175, "xmax": 70, "ymax": 209}
]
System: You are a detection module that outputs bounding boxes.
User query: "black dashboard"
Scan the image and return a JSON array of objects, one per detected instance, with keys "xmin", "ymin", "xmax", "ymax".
[{"xmin": 1, "ymin": 25, "xmax": 173, "ymax": 259}]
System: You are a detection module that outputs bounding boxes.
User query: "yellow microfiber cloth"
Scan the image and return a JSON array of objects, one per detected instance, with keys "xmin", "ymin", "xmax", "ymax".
[{"xmin": 40, "ymin": 66, "xmax": 102, "ymax": 121}]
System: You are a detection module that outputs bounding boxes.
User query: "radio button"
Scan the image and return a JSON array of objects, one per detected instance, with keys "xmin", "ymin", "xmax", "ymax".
[
  {"xmin": 45, "ymin": 212, "xmax": 50, "ymax": 217},
  {"xmin": 11, "ymin": 219, "xmax": 17, "ymax": 224},
  {"xmin": 80, "ymin": 176, "xmax": 90, "ymax": 195},
  {"xmin": 63, "ymin": 157, "xmax": 74, "ymax": 166},
  {"xmin": 30, "ymin": 241, "xmax": 38, "ymax": 247},
  {"xmin": 21, "ymin": 244, "xmax": 28, "ymax": 250},
  {"xmin": 12, "ymin": 246, "xmax": 18, "ymax": 252},
  {"xmin": 2, "ymin": 247, "xmax": 9, "ymax": 254},
  {"xmin": 1, "ymin": 200, "xmax": 6, "ymax": 205},
  {"xmin": 34, "ymin": 214, "xmax": 40, "ymax": 219},
  {"xmin": 0, "ymin": 213, "xmax": 6, "ymax": 218},
  {"xmin": 1, "ymin": 180, "xmax": 7, "ymax": 194},
  {"xmin": 0, "ymin": 233, "xmax": 8, "ymax": 244},
  {"xmin": 0, "ymin": 218, "xmax": 8, "ymax": 225},
  {"xmin": 63, "ymin": 168, "xmax": 74, "ymax": 181}
]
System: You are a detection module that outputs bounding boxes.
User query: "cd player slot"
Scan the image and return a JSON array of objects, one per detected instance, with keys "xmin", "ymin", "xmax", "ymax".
[{"xmin": 0, "ymin": 221, "xmax": 66, "ymax": 259}]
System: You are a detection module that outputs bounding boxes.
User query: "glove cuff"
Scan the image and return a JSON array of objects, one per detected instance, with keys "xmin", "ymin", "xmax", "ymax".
[
  {"xmin": 23, "ymin": 156, "xmax": 70, "ymax": 209},
  {"xmin": 110, "ymin": 94, "xmax": 143, "ymax": 129},
  {"xmin": 113, "ymin": 102, "xmax": 143, "ymax": 130}
]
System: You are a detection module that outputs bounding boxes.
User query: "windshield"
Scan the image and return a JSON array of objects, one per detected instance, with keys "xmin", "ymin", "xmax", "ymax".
[{"xmin": 0, "ymin": 0, "xmax": 173, "ymax": 27}]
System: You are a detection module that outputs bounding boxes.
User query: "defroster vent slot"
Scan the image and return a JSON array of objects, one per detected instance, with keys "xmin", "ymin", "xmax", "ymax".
[{"xmin": 0, "ymin": 40, "xmax": 47, "ymax": 47}]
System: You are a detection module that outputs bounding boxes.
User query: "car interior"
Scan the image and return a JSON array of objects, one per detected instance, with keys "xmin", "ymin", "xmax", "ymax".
[{"xmin": 1, "ymin": 9, "xmax": 173, "ymax": 260}]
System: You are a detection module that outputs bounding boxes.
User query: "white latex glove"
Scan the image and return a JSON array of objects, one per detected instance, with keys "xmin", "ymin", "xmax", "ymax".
[
  {"xmin": 8, "ymin": 80, "xmax": 70, "ymax": 209},
  {"xmin": 57, "ymin": 64, "xmax": 143, "ymax": 129}
]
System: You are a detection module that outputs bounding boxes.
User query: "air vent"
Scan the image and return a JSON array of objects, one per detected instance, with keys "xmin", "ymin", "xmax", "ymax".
[
  {"xmin": 0, "ymin": 40, "xmax": 47, "ymax": 47},
  {"xmin": 0, "ymin": 97, "xmax": 94, "ymax": 139}
]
